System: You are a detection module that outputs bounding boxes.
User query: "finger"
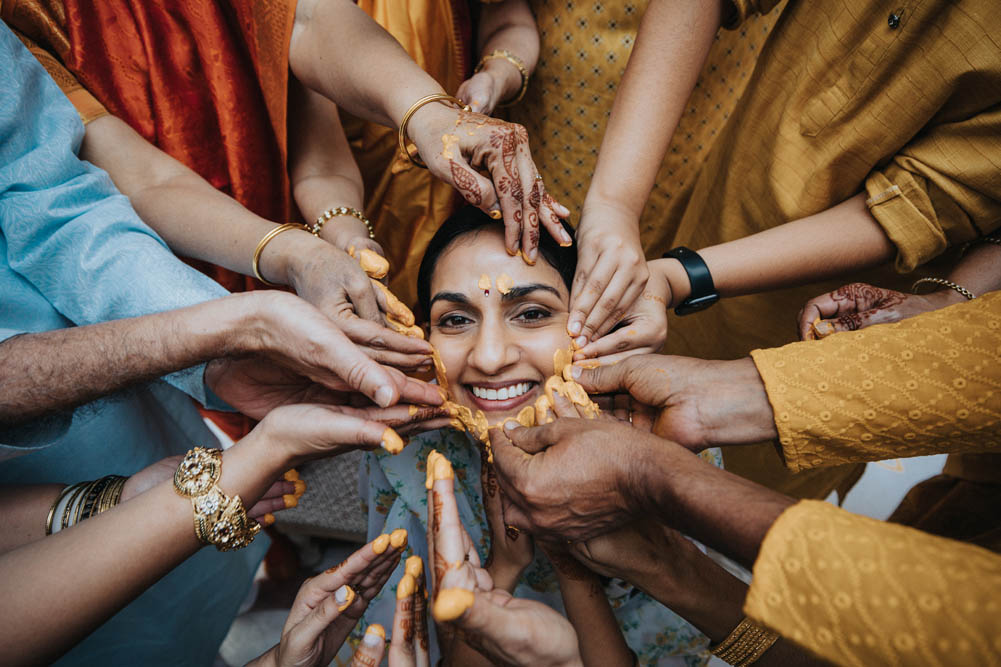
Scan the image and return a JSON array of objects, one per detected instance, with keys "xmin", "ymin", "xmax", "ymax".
[
  {"xmin": 248, "ymin": 496, "xmax": 287, "ymax": 517},
  {"xmin": 448, "ymin": 156, "xmax": 500, "ymax": 219},
  {"xmin": 581, "ymin": 346, "xmax": 656, "ymax": 367},
  {"xmin": 612, "ymin": 393, "xmax": 631, "ymax": 422},
  {"xmin": 396, "ymin": 374, "xmax": 445, "ymax": 407},
  {"xmin": 570, "ymin": 356, "xmax": 639, "ymax": 395},
  {"xmin": 295, "ymin": 405, "xmax": 404, "ymax": 456},
  {"xmin": 359, "ymin": 348, "xmax": 433, "ymax": 373},
  {"xmin": 501, "ymin": 419, "xmax": 566, "ymax": 455},
  {"xmin": 539, "ymin": 195, "xmax": 573, "ymax": 247},
  {"xmin": 261, "ymin": 480, "xmax": 296, "ymax": 499},
  {"xmin": 590, "ymin": 280, "xmax": 647, "ymax": 340},
  {"xmin": 389, "ymin": 575, "xmax": 417, "ymax": 663},
  {"xmin": 515, "ymin": 150, "xmax": 541, "ymax": 263},
  {"xmin": 548, "ymin": 380, "xmax": 584, "ymax": 419},
  {"xmin": 575, "ymin": 321, "xmax": 658, "ymax": 360},
  {"xmin": 343, "ymin": 268, "xmax": 384, "ymax": 323},
  {"xmin": 338, "ymin": 317, "xmax": 432, "ymax": 356},
  {"xmin": 351, "ymin": 624, "xmax": 387, "ymax": 667},
  {"xmin": 579, "ymin": 269, "xmax": 634, "ymax": 343},
  {"xmin": 371, "ymin": 280, "xmax": 416, "ymax": 327},
  {"xmin": 568, "ymin": 255, "xmax": 617, "ymax": 345},
  {"xmin": 307, "ymin": 327, "xmax": 406, "ymax": 408},
  {"xmin": 433, "ymin": 475, "xmax": 467, "ymax": 571},
  {"xmin": 282, "ymin": 591, "xmax": 347, "ymax": 663}
]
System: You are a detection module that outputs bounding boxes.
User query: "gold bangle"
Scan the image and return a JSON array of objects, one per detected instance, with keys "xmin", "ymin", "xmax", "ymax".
[
  {"xmin": 475, "ymin": 49, "xmax": 529, "ymax": 106},
  {"xmin": 173, "ymin": 447, "xmax": 260, "ymax": 551},
  {"xmin": 397, "ymin": 94, "xmax": 470, "ymax": 168},
  {"xmin": 911, "ymin": 277, "xmax": 975, "ymax": 301},
  {"xmin": 252, "ymin": 223, "xmax": 309, "ymax": 287},
  {"xmin": 45, "ymin": 485, "xmax": 68, "ymax": 536},
  {"xmin": 711, "ymin": 617, "xmax": 779, "ymax": 666},
  {"xmin": 311, "ymin": 206, "xmax": 374, "ymax": 240}
]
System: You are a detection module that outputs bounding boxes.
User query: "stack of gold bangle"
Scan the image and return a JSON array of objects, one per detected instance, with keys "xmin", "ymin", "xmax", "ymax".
[
  {"xmin": 46, "ymin": 475, "xmax": 128, "ymax": 535},
  {"xmin": 311, "ymin": 206, "xmax": 375, "ymax": 240},
  {"xmin": 173, "ymin": 447, "xmax": 260, "ymax": 552},
  {"xmin": 710, "ymin": 617, "xmax": 780, "ymax": 666},
  {"xmin": 475, "ymin": 49, "xmax": 530, "ymax": 107},
  {"xmin": 397, "ymin": 93, "xmax": 470, "ymax": 168}
]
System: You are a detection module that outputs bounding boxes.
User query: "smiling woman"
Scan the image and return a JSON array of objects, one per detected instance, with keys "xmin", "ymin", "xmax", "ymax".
[{"xmin": 341, "ymin": 207, "xmax": 722, "ymax": 665}]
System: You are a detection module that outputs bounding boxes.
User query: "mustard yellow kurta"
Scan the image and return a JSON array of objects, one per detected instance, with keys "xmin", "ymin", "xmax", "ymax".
[
  {"xmin": 745, "ymin": 500, "xmax": 1001, "ymax": 667},
  {"xmin": 751, "ymin": 291, "xmax": 1001, "ymax": 472}
]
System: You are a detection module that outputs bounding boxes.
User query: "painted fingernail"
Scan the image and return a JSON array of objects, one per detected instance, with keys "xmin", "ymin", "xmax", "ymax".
[
  {"xmin": 373, "ymin": 534, "xmax": 391, "ymax": 554},
  {"xmin": 293, "ymin": 480, "xmax": 307, "ymax": 496},
  {"xmin": 335, "ymin": 585, "xmax": 356, "ymax": 611},
  {"xmin": 363, "ymin": 623, "xmax": 385, "ymax": 645},
  {"xmin": 559, "ymin": 229, "xmax": 573, "ymax": 246},
  {"xmin": 574, "ymin": 336, "xmax": 588, "ymax": 349},
  {"xmin": 397, "ymin": 573, "xmax": 416, "ymax": 599},
  {"xmin": 571, "ymin": 364, "xmax": 583, "ymax": 379},
  {"xmin": 261, "ymin": 513, "xmax": 276, "ymax": 527},
  {"xmin": 506, "ymin": 245, "xmax": 518, "ymax": 256},
  {"xmin": 283, "ymin": 494, "xmax": 299, "ymax": 509},
  {"xmin": 390, "ymin": 528, "xmax": 408, "ymax": 549},
  {"xmin": 568, "ymin": 320, "xmax": 582, "ymax": 336},
  {"xmin": 375, "ymin": 386, "xmax": 394, "ymax": 408},
  {"xmin": 382, "ymin": 427, "xmax": 405, "ymax": 455}
]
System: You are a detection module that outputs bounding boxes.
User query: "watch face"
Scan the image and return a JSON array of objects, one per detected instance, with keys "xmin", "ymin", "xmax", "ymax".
[{"xmin": 676, "ymin": 294, "xmax": 719, "ymax": 316}]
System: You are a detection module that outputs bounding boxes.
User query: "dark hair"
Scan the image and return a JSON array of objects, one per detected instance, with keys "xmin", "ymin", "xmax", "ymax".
[{"xmin": 416, "ymin": 206, "xmax": 576, "ymax": 322}]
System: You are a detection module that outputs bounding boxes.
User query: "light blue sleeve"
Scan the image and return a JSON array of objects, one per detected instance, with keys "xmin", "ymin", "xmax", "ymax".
[{"xmin": 0, "ymin": 25, "xmax": 228, "ymax": 404}]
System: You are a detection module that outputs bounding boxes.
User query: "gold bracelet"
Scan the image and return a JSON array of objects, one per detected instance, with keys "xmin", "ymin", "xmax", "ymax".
[
  {"xmin": 911, "ymin": 277, "xmax": 975, "ymax": 301},
  {"xmin": 475, "ymin": 49, "xmax": 529, "ymax": 106},
  {"xmin": 397, "ymin": 94, "xmax": 470, "ymax": 168},
  {"xmin": 173, "ymin": 447, "xmax": 260, "ymax": 551},
  {"xmin": 45, "ymin": 485, "xmax": 68, "ymax": 535},
  {"xmin": 252, "ymin": 223, "xmax": 309, "ymax": 287},
  {"xmin": 711, "ymin": 617, "xmax": 780, "ymax": 666},
  {"xmin": 311, "ymin": 206, "xmax": 374, "ymax": 240}
]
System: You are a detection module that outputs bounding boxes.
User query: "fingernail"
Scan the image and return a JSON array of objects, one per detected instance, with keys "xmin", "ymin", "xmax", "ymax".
[
  {"xmin": 571, "ymin": 364, "xmax": 582, "ymax": 379},
  {"xmin": 504, "ymin": 419, "xmax": 519, "ymax": 431},
  {"xmin": 373, "ymin": 533, "xmax": 391, "ymax": 554},
  {"xmin": 335, "ymin": 584, "xmax": 356, "ymax": 611},
  {"xmin": 283, "ymin": 494, "xmax": 298, "ymax": 509},
  {"xmin": 568, "ymin": 320, "xmax": 581, "ymax": 336},
  {"xmin": 574, "ymin": 336, "xmax": 588, "ymax": 349},
  {"xmin": 506, "ymin": 245, "xmax": 518, "ymax": 256},
  {"xmin": 363, "ymin": 623, "xmax": 385, "ymax": 645},
  {"xmin": 375, "ymin": 386, "xmax": 394, "ymax": 408},
  {"xmin": 527, "ymin": 246, "xmax": 538, "ymax": 262},
  {"xmin": 560, "ymin": 229, "xmax": 573, "ymax": 246},
  {"xmin": 397, "ymin": 573, "xmax": 416, "ymax": 599},
  {"xmin": 558, "ymin": 204, "xmax": 571, "ymax": 216},
  {"xmin": 293, "ymin": 480, "xmax": 307, "ymax": 496}
]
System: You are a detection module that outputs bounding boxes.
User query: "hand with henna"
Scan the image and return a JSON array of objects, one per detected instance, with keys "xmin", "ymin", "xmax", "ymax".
[
  {"xmin": 247, "ymin": 534, "xmax": 408, "ymax": 667},
  {"xmin": 406, "ymin": 105, "xmax": 571, "ymax": 261},
  {"xmin": 566, "ymin": 202, "xmax": 649, "ymax": 348},
  {"xmin": 797, "ymin": 282, "xmax": 957, "ymax": 341},
  {"xmin": 427, "ymin": 452, "xmax": 583, "ymax": 667}
]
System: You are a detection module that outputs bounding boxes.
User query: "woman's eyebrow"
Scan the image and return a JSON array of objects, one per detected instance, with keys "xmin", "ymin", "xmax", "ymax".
[
  {"xmin": 502, "ymin": 283, "xmax": 562, "ymax": 301},
  {"xmin": 429, "ymin": 291, "xmax": 471, "ymax": 309}
]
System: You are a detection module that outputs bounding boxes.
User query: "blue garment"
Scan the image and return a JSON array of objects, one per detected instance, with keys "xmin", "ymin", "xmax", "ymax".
[{"xmin": 0, "ymin": 24, "xmax": 266, "ymax": 666}]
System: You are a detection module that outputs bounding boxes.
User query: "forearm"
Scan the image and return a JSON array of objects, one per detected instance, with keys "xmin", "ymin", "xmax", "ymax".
[
  {"xmin": 947, "ymin": 240, "xmax": 1001, "ymax": 295},
  {"xmin": 288, "ymin": 81, "xmax": 365, "ymax": 228},
  {"xmin": 0, "ymin": 442, "xmax": 281, "ymax": 665},
  {"xmin": 556, "ymin": 572, "xmax": 633, "ymax": 667},
  {"xmin": 0, "ymin": 485, "xmax": 63, "ymax": 554},
  {"xmin": 289, "ymin": 0, "xmax": 444, "ymax": 129},
  {"xmin": 658, "ymin": 194, "xmax": 895, "ymax": 305},
  {"xmin": 0, "ymin": 295, "xmax": 253, "ymax": 425},
  {"xmin": 477, "ymin": 0, "xmax": 540, "ymax": 102},
  {"xmin": 584, "ymin": 0, "xmax": 721, "ymax": 218}
]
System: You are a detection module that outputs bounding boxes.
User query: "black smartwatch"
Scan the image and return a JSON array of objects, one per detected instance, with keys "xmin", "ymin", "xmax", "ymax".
[{"xmin": 662, "ymin": 246, "xmax": 719, "ymax": 316}]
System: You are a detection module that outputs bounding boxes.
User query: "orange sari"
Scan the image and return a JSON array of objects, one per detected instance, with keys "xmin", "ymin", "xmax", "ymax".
[{"xmin": 3, "ymin": 0, "xmax": 297, "ymax": 438}]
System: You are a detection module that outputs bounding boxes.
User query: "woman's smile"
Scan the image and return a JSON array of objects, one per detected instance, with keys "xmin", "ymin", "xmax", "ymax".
[{"xmin": 463, "ymin": 379, "xmax": 539, "ymax": 414}]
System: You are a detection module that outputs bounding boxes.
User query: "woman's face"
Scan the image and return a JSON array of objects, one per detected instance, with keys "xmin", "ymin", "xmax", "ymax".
[{"xmin": 428, "ymin": 227, "xmax": 572, "ymax": 421}]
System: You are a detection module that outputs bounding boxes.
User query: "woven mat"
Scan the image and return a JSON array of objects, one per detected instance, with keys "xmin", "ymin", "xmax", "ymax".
[{"xmin": 275, "ymin": 451, "xmax": 366, "ymax": 542}]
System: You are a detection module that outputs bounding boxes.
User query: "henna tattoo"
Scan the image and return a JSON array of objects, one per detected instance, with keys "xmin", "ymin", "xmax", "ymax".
[
  {"xmin": 835, "ymin": 312, "xmax": 866, "ymax": 332},
  {"xmin": 449, "ymin": 160, "xmax": 482, "ymax": 206},
  {"xmin": 831, "ymin": 282, "xmax": 906, "ymax": 311},
  {"xmin": 400, "ymin": 598, "xmax": 415, "ymax": 643},
  {"xmin": 529, "ymin": 180, "xmax": 542, "ymax": 209}
]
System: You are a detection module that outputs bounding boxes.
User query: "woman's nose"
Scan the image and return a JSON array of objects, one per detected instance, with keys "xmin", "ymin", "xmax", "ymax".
[{"xmin": 468, "ymin": 322, "xmax": 516, "ymax": 376}]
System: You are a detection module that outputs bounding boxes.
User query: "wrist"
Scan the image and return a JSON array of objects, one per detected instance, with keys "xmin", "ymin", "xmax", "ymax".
[
  {"xmin": 405, "ymin": 99, "xmax": 457, "ymax": 147},
  {"xmin": 481, "ymin": 58, "xmax": 523, "ymax": 103},
  {"xmin": 486, "ymin": 561, "xmax": 524, "ymax": 593},
  {"xmin": 698, "ymin": 358, "xmax": 777, "ymax": 446},
  {"xmin": 257, "ymin": 224, "xmax": 317, "ymax": 287},
  {"xmin": 578, "ymin": 199, "xmax": 644, "ymax": 233}
]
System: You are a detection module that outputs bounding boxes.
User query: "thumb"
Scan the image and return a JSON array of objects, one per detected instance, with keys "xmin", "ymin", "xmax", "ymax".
[{"xmin": 570, "ymin": 358, "xmax": 635, "ymax": 395}]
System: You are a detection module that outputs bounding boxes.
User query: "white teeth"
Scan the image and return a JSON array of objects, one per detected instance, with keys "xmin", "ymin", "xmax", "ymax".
[{"xmin": 471, "ymin": 383, "xmax": 532, "ymax": 401}]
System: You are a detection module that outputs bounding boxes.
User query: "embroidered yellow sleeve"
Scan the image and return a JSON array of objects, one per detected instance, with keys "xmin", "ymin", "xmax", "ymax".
[
  {"xmin": 751, "ymin": 291, "xmax": 1001, "ymax": 473},
  {"xmin": 745, "ymin": 500, "xmax": 1001, "ymax": 666}
]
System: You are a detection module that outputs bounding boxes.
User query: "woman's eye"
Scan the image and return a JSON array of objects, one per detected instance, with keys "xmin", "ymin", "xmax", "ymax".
[
  {"xmin": 515, "ymin": 307, "xmax": 551, "ymax": 323},
  {"xmin": 438, "ymin": 314, "xmax": 472, "ymax": 329}
]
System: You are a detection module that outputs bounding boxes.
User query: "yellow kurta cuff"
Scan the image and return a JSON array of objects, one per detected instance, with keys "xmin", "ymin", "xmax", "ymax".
[
  {"xmin": 745, "ymin": 500, "xmax": 1001, "ymax": 666},
  {"xmin": 722, "ymin": 0, "xmax": 783, "ymax": 29},
  {"xmin": 750, "ymin": 291, "xmax": 1001, "ymax": 473}
]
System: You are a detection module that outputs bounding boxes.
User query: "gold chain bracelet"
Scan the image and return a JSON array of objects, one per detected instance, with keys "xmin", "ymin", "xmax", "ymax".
[
  {"xmin": 475, "ymin": 49, "xmax": 529, "ymax": 106},
  {"xmin": 173, "ymin": 447, "xmax": 260, "ymax": 552},
  {"xmin": 397, "ymin": 93, "xmax": 470, "ymax": 168},
  {"xmin": 911, "ymin": 277, "xmax": 975, "ymax": 301},
  {"xmin": 252, "ymin": 222, "xmax": 310, "ymax": 287},
  {"xmin": 311, "ymin": 206, "xmax": 374, "ymax": 240}
]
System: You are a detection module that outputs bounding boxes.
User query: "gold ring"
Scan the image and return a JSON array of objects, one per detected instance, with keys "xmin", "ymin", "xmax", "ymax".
[{"xmin": 505, "ymin": 524, "xmax": 521, "ymax": 539}]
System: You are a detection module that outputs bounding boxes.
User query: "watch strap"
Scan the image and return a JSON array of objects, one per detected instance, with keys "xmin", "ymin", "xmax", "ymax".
[{"xmin": 663, "ymin": 246, "xmax": 719, "ymax": 315}]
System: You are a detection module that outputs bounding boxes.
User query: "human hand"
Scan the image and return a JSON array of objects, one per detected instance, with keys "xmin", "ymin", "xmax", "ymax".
[
  {"xmin": 426, "ymin": 451, "xmax": 582, "ymax": 667},
  {"xmin": 251, "ymin": 533, "xmax": 407, "ymax": 667},
  {"xmin": 212, "ymin": 291, "xmax": 442, "ymax": 410},
  {"xmin": 568, "ymin": 202, "xmax": 649, "ymax": 346},
  {"xmin": 797, "ymin": 282, "xmax": 957, "ymax": 340},
  {"xmin": 481, "ymin": 454, "xmax": 534, "ymax": 591},
  {"xmin": 573, "ymin": 264, "xmax": 669, "ymax": 364},
  {"xmin": 456, "ymin": 71, "xmax": 507, "ymax": 116},
  {"xmin": 407, "ymin": 105, "xmax": 571, "ymax": 260},
  {"xmin": 571, "ymin": 354, "xmax": 776, "ymax": 450},
  {"xmin": 386, "ymin": 556, "xmax": 431, "ymax": 667}
]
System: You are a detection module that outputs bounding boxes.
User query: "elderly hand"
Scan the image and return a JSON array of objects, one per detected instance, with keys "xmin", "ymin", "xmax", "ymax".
[
  {"xmin": 406, "ymin": 104, "xmax": 571, "ymax": 261},
  {"xmin": 249, "ymin": 534, "xmax": 407, "ymax": 667},
  {"xmin": 571, "ymin": 354, "xmax": 777, "ymax": 451},
  {"xmin": 797, "ymin": 282, "xmax": 958, "ymax": 340},
  {"xmin": 426, "ymin": 451, "xmax": 583, "ymax": 667},
  {"xmin": 456, "ymin": 70, "xmax": 507, "ymax": 116},
  {"xmin": 567, "ymin": 202, "xmax": 649, "ymax": 348}
]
